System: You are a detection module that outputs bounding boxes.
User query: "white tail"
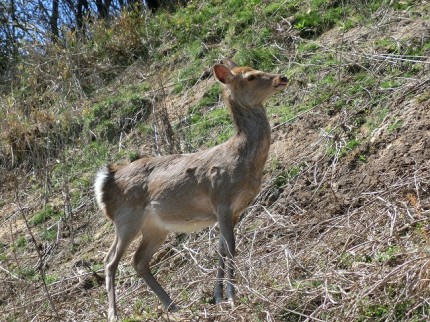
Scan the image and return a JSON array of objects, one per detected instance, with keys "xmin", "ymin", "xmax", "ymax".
[{"xmin": 95, "ymin": 59, "xmax": 288, "ymax": 320}]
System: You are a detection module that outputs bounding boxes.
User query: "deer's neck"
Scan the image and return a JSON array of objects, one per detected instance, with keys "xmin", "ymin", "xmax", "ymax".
[{"xmin": 226, "ymin": 96, "xmax": 271, "ymax": 173}]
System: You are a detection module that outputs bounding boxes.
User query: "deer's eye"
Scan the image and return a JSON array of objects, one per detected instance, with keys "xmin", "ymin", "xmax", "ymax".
[{"xmin": 247, "ymin": 75, "xmax": 256, "ymax": 81}]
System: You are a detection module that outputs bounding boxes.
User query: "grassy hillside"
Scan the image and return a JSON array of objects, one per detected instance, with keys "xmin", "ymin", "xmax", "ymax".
[{"xmin": 1, "ymin": 0, "xmax": 430, "ymax": 321}]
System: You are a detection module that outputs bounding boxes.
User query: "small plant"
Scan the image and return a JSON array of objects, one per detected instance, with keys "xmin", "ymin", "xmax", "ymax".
[
  {"xmin": 45, "ymin": 274, "xmax": 59, "ymax": 285},
  {"xmin": 16, "ymin": 236, "xmax": 27, "ymax": 248},
  {"xmin": 273, "ymin": 165, "xmax": 302, "ymax": 188},
  {"xmin": 30, "ymin": 205, "xmax": 59, "ymax": 226},
  {"xmin": 133, "ymin": 298, "xmax": 144, "ymax": 315},
  {"xmin": 380, "ymin": 79, "xmax": 401, "ymax": 89},
  {"xmin": 128, "ymin": 151, "xmax": 140, "ymax": 162},
  {"xmin": 339, "ymin": 252, "xmax": 354, "ymax": 268},
  {"xmin": 40, "ymin": 226, "xmax": 58, "ymax": 242},
  {"xmin": 363, "ymin": 303, "xmax": 389, "ymax": 319},
  {"xmin": 358, "ymin": 154, "xmax": 367, "ymax": 162},
  {"xmin": 18, "ymin": 266, "xmax": 39, "ymax": 281},
  {"xmin": 375, "ymin": 246, "xmax": 400, "ymax": 263},
  {"xmin": 122, "ymin": 318, "xmax": 142, "ymax": 322},
  {"xmin": 387, "ymin": 119, "xmax": 403, "ymax": 133},
  {"xmin": 0, "ymin": 241, "xmax": 6, "ymax": 260},
  {"xmin": 180, "ymin": 289, "xmax": 191, "ymax": 303},
  {"xmin": 346, "ymin": 138, "xmax": 360, "ymax": 151},
  {"xmin": 293, "ymin": 2, "xmax": 344, "ymax": 38}
]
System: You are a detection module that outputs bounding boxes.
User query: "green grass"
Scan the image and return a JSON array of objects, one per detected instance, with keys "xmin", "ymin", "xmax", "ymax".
[
  {"xmin": 188, "ymin": 83, "xmax": 222, "ymax": 115},
  {"xmin": 294, "ymin": 6, "xmax": 344, "ymax": 38},
  {"xmin": 40, "ymin": 226, "xmax": 58, "ymax": 242},
  {"xmin": 0, "ymin": 240, "xmax": 7, "ymax": 260},
  {"xmin": 375, "ymin": 246, "xmax": 401, "ymax": 263},
  {"xmin": 51, "ymin": 141, "xmax": 110, "ymax": 196},
  {"xmin": 358, "ymin": 298, "xmax": 424, "ymax": 322},
  {"xmin": 84, "ymin": 85, "xmax": 151, "ymax": 142},
  {"xmin": 30, "ymin": 205, "xmax": 60, "ymax": 226},
  {"xmin": 233, "ymin": 45, "xmax": 281, "ymax": 71},
  {"xmin": 273, "ymin": 165, "xmax": 302, "ymax": 188},
  {"xmin": 182, "ymin": 107, "xmax": 234, "ymax": 151},
  {"xmin": 387, "ymin": 119, "xmax": 404, "ymax": 133},
  {"xmin": 18, "ymin": 266, "xmax": 39, "ymax": 281},
  {"xmin": 174, "ymin": 60, "xmax": 205, "ymax": 94},
  {"xmin": 16, "ymin": 236, "xmax": 27, "ymax": 248},
  {"xmin": 45, "ymin": 274, "xmax": 59, "ymax": 285}
]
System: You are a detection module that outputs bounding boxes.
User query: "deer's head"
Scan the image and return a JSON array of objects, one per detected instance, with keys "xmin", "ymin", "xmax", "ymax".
[{"xmin": 214, "ymin": 59, "xmax": 288, "ymax": 108}]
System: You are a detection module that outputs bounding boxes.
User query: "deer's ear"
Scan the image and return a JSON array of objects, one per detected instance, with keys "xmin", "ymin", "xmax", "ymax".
[
  {"xmin": 223, "ymin": 58, "xmax": 238, "ymax": 69},
  {"xmin": 213, "ymin": 64, "xmax": 234, "ymax": 84}
]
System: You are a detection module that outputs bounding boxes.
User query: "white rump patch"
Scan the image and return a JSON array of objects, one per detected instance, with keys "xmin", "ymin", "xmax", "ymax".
[{"xmin": 94, "ymin": 166, "xmax": 109, "ymax": 209}]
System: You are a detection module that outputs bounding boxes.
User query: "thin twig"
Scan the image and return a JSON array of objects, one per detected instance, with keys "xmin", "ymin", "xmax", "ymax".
[{"xmin": 14, "ymin": 191, "xmax": 61, "ymax": 321}]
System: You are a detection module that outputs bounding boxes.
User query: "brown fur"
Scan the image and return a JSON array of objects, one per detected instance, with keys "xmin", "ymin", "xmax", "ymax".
[{"xmin": 94, "ymin": 59, "xmax": 288, "ymax": 321}]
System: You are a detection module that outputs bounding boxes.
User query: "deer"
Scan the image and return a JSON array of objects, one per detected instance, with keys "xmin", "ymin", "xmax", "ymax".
[{"xmin": 94, "ymin": 59, "xmax": 288, "ymax": 321}]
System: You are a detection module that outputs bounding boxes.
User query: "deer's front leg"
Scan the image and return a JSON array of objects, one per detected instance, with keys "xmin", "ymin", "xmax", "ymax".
[
  {"xmin": 214, "ymin": 206, "xmax": 236, "ymax": 305},
  {"xmin": 214, "ymin": 238, "xmax": 225, "ymax": 303}
]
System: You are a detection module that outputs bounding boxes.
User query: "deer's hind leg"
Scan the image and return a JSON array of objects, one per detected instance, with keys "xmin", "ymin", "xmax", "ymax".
[
  {"xmin": 105, "ymin": 209, "xmax": 145, "ymax": 321},
  {"xmin": 133, "ymin": 222, "xmax": 177, "ymax": 311}
]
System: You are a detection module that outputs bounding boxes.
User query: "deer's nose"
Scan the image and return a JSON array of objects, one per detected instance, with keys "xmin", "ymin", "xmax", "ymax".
[{"xmin": 280, "ymin": 76, "xmax": 288, "ymax": 83}]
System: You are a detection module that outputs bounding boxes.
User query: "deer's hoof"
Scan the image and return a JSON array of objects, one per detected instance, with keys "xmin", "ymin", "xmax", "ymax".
[
  {"xmin": 108, "ymin": 308, "xmax": 117, "ymax": 321},
  {"xmin": 167, "ymin": 302, "xmax": 178, "ymax": 312}
]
